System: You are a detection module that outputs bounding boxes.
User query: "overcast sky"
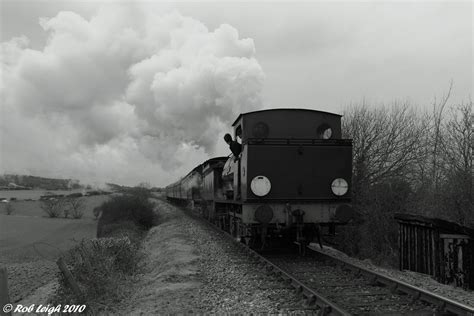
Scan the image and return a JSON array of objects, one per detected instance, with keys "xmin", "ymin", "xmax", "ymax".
[{"xmin": 0, "ymin": 0, "xmax": 472, "ymax": 187}]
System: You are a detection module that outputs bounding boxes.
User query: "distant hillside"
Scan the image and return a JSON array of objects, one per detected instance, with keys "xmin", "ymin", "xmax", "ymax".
[
  {"xmin": 106, "ymin": 183, "xmax": 162, "ymax": 193},
  {"xmin": 105, "ymin": 183, "xmax": 130, "ymax": 191},
  {"xmin": 0, "ymin": 174, "xmax": 82, "ymax": 190}
]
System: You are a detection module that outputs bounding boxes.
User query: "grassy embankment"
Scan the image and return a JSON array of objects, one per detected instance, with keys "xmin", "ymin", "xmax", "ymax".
[{"xmin": 51, "ymin": 188, "xmax": 158, "ymax": 314}]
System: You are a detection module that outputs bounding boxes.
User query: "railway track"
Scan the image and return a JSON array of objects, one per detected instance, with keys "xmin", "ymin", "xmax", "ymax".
[
  {"xmin": 260, "ymin": 244, "xmax": 474, "ymax": 315},
  {"xmin": 263, "ymin": 251, "xmax": 432, "ymax": 315},
  {"xmin": 177, "ymin": 202, "xmax": 474, "ymax": 315},
  {"xmin": 304, "ymin": 245, "xmax": 474, "ymax": 316},
  {"xmin": 225, "ymin": 238, "xmax": 474, "ymax": 315}
]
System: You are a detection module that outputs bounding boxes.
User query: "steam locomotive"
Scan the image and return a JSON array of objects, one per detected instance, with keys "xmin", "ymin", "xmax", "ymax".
[{"xmin": 166, "ymin": 108, "xmax": 353, "ymax": 250}]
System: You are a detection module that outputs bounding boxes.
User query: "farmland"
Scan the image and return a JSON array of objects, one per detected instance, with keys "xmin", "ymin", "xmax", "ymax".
[{"xmin": 0, "ymin": 194, "xmax": 110, "ymax": 302}]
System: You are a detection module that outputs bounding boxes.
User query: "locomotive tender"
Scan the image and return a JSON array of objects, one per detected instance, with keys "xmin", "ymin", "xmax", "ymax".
[{"xmin": 166, "ymin": 108, "xmax": 353, "ymax": 249}]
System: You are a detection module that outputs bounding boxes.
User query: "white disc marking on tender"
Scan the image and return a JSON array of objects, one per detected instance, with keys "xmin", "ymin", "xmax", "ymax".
[
  {"xmin": 331, "ymin": 178, "xmax": 348, "ymax": 196},
  {"xmin": 250, "ymin": 176, "xmax": 271, "ymax": 197}
]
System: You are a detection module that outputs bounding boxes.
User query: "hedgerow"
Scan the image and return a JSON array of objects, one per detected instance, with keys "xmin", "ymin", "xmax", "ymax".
[
  {"xmin": 96, "ymin": 190, "xmax": 157, "ymax": 237},
  {"xmin": 52, "ymin": 189, "xmax": 157, "ymax": 313}
]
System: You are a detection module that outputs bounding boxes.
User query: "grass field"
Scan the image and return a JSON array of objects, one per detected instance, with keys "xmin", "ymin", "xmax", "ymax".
[
  {"xmin": 0, "ymin": 195, "xmax": 110, "ymax": 302},
  {"xmin": 0, "ymin": 195, "xmax": 109, "ymax": 262},
  {"xmin": 0, "ymin": 215, "xmax": 97, "ymax": 262}
]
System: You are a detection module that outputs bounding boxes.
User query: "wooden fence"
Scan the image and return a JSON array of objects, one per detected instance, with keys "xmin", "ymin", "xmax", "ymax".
[{"xmin": 395, "ymin": 213, "xmax": 474, "ymax": 290}]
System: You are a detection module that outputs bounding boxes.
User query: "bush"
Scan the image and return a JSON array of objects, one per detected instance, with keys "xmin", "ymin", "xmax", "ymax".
[
  {"xmin": 5, "ymin": 203, "xmax": 14, "ymax": 215},
  {"xmin": 67, "ymin": 197, "xmax": 85, "ymax": 219},
  {"xmin": 336, "ymin": 178, "xmax": 410, "ymax": 267},
  {"xmin": 97, "ymin": 193, "xmax": 157, "ymax": 237},
  {"xmin": 52, "ymin": 189, "xmax": 155, "ymax": 312},
  {"xmin": 67, "ymin": 192, "xmax": 83, "ymax": 198},
  {"xmin": 54, "ymin": 237, "xmax": 141, "ymax": 310},
  {"xmin": 40, "ymin": 198, "xmax": 64, "ymax": 218},
  {"xmin": 71, "ymin": 208, "xmax": 84, "ymax": 219},
  {"xmin": 100, "ymin": 221, "xmax": 145, "ymax": 245},
  {"xmin": 93, "ymin": 206, "xmax": 102, "ymax": 220},
  {"xmin": 121, "ymin": 187, "xmax": 152, "ymax": 200},
  {"xmin": 335, "ymin": 223, "xmax": 362, "ymax": 256}
]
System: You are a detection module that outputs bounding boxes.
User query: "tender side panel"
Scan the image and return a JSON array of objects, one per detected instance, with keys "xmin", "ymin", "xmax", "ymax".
[{"xmin": 246, "ymin": 144, "xmax": 352, "ymax": 201}]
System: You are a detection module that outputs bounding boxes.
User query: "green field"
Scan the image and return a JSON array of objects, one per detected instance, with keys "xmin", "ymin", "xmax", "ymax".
[
  {"xmin": 0, "ymin": 215, "xmax": 98, "ymax": 262},
  {"xmin": 0, "ymin": 195, "xmax": 111, "ymax": 302},
  {"xmin": 0, "ymin": 196, "xmax": 109, "ymax": 262}
]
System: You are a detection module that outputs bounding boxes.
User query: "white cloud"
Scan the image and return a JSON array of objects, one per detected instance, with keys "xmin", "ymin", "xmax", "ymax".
[{"xmin": 0, "ymin": 6, "xmax": 264, "ymax": 186}]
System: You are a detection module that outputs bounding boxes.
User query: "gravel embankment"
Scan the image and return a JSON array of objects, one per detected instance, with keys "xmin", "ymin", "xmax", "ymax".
[
  {"xmin": 120, "ymin": 199, "xmax": 314, "ymax": 314},
  {"xmin": 311, "ymin": 245, "xmax": 474, "ymax": 308}
]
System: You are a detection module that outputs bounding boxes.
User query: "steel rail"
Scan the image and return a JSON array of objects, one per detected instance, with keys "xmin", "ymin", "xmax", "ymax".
[
  {"xmin": 308, "ymin": 245, "xmax": 474, "ymax": 316},
  {"xmin": 237, "ymin": 244, "xmax": 351, "ymax": 316},
  {"xmin": 183, "ymin": 206, "xmax": 351, "ymax": 316}
]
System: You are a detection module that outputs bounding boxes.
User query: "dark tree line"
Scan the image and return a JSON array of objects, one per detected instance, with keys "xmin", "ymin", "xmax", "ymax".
[{"xmin": 339, "ymin": 91, "xmax": 473, "ymax": 265}]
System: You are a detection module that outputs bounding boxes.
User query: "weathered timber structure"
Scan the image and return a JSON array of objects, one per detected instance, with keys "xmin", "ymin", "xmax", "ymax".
[{"xmin": 395, "ymin": 213, "xmax": 474, "ymax": 290}]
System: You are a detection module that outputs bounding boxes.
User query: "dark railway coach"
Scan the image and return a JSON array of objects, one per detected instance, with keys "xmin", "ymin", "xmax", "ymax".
[{"xmin": 166, "ymin": 109, "xmax": 354, "ymax": 249}]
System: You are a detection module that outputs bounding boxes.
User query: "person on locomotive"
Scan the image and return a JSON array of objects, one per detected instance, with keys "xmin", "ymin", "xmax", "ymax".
[
  {"xmin": 223, "ymin": 133, "xmax": 243, "ymax": 199},
  {"xmin": 223, "ymin": 133, "xmax": 242, "ymax": 158}
]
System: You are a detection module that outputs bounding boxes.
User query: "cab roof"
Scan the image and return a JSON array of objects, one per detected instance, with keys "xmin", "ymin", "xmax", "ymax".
[{"xmin": 232, "ymin": 108, "xmax": 342, "ymax": 126}]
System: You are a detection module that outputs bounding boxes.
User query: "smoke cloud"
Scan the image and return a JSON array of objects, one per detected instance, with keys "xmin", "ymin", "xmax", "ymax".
[{"xmin": 0, "ymin": 6, "xmax": 264, "ymax": 186}]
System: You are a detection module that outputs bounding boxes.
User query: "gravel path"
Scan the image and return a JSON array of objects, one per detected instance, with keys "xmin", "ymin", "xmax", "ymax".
[{"xmin": 120, "ymin": 199, "xmax": 314, "ymax": 314}]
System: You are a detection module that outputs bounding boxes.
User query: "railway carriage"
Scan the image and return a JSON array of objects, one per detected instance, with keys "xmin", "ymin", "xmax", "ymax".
[
  {"xmin": 166, "ymin": 108, "xmax": 354, "ymax": 249},
  {"xmin": 166, "ymin": 164, "xmax": 203, "ymax": 202}
]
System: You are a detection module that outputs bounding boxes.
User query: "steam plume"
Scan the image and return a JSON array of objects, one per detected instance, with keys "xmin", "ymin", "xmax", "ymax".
[{"xmin": 0, "ymin": 6, "xmax": 264, "ymax": 185}]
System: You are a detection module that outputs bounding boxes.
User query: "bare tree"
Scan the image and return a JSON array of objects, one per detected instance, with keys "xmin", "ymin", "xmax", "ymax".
[
  {"xmin": 342, "ymin": 101, "xmax": 427, "ymax": 207},
  {"xmin": 67, "ymin": 197, "xmax": 86, "ymax": 219},
  {"xmin": 438, "ymin": 101, "xmax": 473, "ymax": 224},
  {"xmin": 41, "ymin": 198, "xmax": 64, "ymax": 218},
  {"xmin": 443, "ymin": 102, "xmax": 473, "ymax": 175},
  {"xmin": 341, "ymin": 101, "xmax": 429, "ymax": 264},
  {"xmin": 408, "ymin": 82, "xmax": 454, "ymax": 216},
  {"xmin": 430, "ymin": 82, "xmax": 452, "ymax": 191},
  {"xmin": 138, "ymin": 182, "xmax": 151, "ymax": 189},
  {"xmin": 338, "ymin": 89, "xmax": 471, "ymax": 264}
]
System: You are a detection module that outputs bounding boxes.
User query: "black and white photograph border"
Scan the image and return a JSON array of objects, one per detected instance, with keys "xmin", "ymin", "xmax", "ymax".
[{"xmin": 0, "ymin": 0, "xmax": 473, "ymax": 315}]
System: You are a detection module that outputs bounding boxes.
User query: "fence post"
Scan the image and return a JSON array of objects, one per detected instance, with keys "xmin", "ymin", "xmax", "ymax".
[
  {"xmin": 0, "ymin": 266, "xmax": 11, "ymax": 316},
  {"xmin": 56, "ymin": 258, "xmax": 83, "ymax": 299}
]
